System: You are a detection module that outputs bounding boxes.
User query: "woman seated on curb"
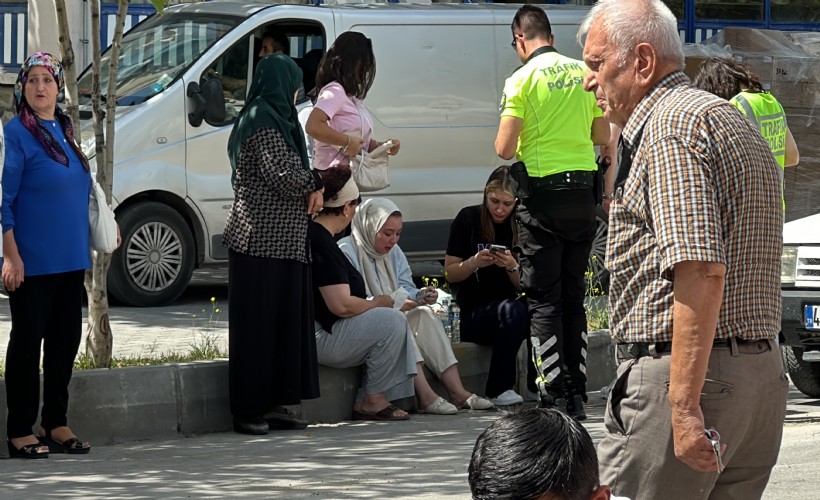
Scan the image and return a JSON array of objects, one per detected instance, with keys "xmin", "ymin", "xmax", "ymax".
[
  {"xmin": 444, "ymin": 166, "xmax": 537, "ymax": 407},
  {"xmin": 309, "ymin": 169, "xmax": 416, "ymax": 421},
  {"xmin": 338, "ymin": 198, "xmax": 494, "ymax": 414}
]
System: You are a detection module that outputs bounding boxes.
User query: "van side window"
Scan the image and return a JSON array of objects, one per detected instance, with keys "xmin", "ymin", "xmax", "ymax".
[{"xmin": 202, "ymin": 37, "xmax": 251, "ymax": 125}]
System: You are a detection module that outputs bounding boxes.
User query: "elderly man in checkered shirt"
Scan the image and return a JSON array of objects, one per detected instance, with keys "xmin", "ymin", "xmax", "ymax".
[{"xmin": 579, "ymin": 1, "xmax": 788, "ymax": 499}]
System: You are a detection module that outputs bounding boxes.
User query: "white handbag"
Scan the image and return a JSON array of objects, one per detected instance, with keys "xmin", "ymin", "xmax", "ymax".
[
  {"xmin": 89, "ymin": 180, "xmax": 118, "ymax": 253},
  {"xmin": 346, "ymin": 102, "xmax": 390, "ymax": 192},
  {"xmin": 350, "ymin": 141, "xmax": 392, "ymax": 192}
]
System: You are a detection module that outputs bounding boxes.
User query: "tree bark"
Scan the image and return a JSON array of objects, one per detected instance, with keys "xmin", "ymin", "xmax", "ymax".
[
  {"xmin": 83, "ymin": 0, "xmax": 131, "ymax": 367},
  {"xmin": 54, "ymin": 0, "xmax": 79, "ymax": 127}
]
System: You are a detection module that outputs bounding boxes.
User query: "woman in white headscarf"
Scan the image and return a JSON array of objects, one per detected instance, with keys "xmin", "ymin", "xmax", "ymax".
[{"xmin": 339, "ymin": 198, "xmax": 494, "ymax": 413}]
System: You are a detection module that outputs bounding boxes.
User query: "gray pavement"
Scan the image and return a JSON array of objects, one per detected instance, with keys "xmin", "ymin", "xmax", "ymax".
[
  {"xmin": 2, "ymin": 271, "xmax": 820, "ymax": 498},
  {"xmin": 0, "ymin": 392, "xmax": 818, "ymax": 498},
  {"xmin": 0, "ymin": 268, "xmax": 231, "ymax": 362}
]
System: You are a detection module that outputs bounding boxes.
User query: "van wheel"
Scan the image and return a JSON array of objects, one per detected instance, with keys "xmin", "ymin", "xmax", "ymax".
[
  {"xmin": 782, "ymin": 345, "xmax": 820, "ymax": 398},
  {"xmin": 109, "ymin": 202, "xmax": 196, "ymax": 307},
  {"xmin": 586, "ymin": 212, "xmax": 609, "ymax": 295}
]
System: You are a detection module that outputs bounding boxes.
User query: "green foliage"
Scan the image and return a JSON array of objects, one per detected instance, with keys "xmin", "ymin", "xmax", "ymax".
[
  {"xmin": 585, "ymin": 263, "xmax": 609, "ymax": 331},
  {"xmin": 151, "ymin": 0, "xmax": 166, "ymax": 14},
  {"xmin": 73, "ymin": 331, "xmax": 227, "ymax": 370}
]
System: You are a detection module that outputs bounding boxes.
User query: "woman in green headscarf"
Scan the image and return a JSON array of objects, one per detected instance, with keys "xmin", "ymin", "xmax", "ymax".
[{"xmin": 224, "ymin": 55, "xmax": 324, "ymax": 435}]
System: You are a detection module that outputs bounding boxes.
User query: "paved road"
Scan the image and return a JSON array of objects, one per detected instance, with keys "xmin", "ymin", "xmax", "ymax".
[
  {"xmin": 0, "ymin": 268, "xmax": 231, "ymax": 362},
  {"xmin": 0, "ymin": 390, "xmax": 818, "ymax": 498}
]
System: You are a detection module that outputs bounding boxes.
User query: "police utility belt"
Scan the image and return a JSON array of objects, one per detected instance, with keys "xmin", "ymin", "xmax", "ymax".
[{"xmin": 509, "ymin": 162, "xmax": 598, "ymax": 201}]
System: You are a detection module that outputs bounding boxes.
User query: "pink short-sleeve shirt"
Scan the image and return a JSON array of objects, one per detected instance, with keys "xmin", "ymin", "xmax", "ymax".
[{"xmin": 312, "ymin": 81, "xmax": 373, "ymax": 170}]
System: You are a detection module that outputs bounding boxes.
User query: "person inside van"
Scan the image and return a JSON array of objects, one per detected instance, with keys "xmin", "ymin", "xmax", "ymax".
[
  {"xmin": 305, "ymin": 31, "xmax": 400, "ymax": 177},
  {"xmin": 309, "ymin": 169, "xmax": 416, "ymax": 422},
  {"xmin": 259, "ymin": 31, "xmax": 289, "ymax": 58},
  {"xmin": 444, "ymin": 166, "xmax": 537, "ymax": 407},
  {"xmin": 338, "ymin": 198, "xmax": 495, "ymax": 414}
]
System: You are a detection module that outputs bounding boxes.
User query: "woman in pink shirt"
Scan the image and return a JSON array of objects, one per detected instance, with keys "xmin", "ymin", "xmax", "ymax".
[{"xmin": 305, "ymin": 32, "xmax": 400, "ymax": 174}]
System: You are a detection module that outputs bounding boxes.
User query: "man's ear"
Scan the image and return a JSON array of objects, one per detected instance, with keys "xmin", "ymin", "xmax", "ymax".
[
  {"xmin": 590, "ymin": 485, "xmax": 612, "ymax": 500},
  {"xmin": 634, "ymin": 42, "xmax": 656, "ymax": 87}
]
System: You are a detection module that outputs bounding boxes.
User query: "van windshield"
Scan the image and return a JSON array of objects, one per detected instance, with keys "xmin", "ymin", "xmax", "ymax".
[{"xmin": 77, "ymin": 12, "xmax": 243, "ymax": 106}]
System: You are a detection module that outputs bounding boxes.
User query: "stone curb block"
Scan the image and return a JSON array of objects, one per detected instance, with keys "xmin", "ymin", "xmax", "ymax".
[{"xmin": 0, "ymin": 331, "xmax": 617, "ymax": 450}]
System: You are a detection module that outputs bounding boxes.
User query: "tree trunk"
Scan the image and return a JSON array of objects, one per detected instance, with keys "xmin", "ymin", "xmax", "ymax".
[
  {"xmin": 85, "ymin": 0, "xmax": 130, "ymax": 366},
  {"xmin": 83, "ymin": 0, "xmax": 129, "ymax": 367},
  {"xmin": 54, "ymin": 0, "xmax": 80, "ymax": 127}
]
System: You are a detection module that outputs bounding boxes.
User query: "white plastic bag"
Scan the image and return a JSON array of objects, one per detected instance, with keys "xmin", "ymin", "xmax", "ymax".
[{"xmin": 89, "ymin": 181, "xmax": 118, "ymax": 253}]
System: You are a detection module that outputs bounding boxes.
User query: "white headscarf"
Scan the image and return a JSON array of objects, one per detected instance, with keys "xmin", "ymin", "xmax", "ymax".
[{"xmin": 350, "ymin": 198, "xmax": 401, "ymax": 296}]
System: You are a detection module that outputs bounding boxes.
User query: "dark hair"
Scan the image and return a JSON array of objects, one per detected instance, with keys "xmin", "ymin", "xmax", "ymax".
[
  {"xmin": 315, "ymin": 31, "xmax": 376, "ymax": 100},
  {"xmin": 480, "ymin": 166, "xmax": 518, "ymax": 246},
  {"xmin": 320, "ymin": 166, "xmax": 360, "ymax": 216},
  {"xmin": 264, "ymin": 31, "xmax": 290, "ymax": 55},
  {"xmin": 693, "ymin": 57, "xmax": 764, "ymax": 100},
  {"xmin": 512, "ymin": 5, "xmax": 552, "ymax": 41},
  {"xmin": 469, "ymin": 408, "xmax": 599, "ymax": 500}
]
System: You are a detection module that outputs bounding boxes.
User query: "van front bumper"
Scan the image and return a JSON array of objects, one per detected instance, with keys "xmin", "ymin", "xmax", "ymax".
[{"xmin": 781, "ymin": 288, "xmax": 820, "ymax": 348}]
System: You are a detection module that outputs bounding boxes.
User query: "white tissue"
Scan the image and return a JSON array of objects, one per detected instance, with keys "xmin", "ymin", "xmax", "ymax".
[{"xmin": 390, "ymin": 288, "xmax": 409, "ymax": 310}]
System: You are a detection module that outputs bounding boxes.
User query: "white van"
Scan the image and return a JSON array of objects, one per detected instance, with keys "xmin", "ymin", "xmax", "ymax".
[
  {"xmin": 780, "ymin": 213, "xmax": 820, "ymax": 397},
  {"xmin": 76, "ymin": 1, "xmax": 593, "ymax": 306}
]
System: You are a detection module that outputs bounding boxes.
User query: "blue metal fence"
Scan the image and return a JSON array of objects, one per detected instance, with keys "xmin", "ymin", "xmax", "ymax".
[{"xmin": 0, "ymin": 3, "xmax": 27, "ymax": 72}]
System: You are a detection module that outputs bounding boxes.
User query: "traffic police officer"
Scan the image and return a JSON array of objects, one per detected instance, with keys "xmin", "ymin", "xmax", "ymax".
[{"xmin": 495, "ymin": 5, "xmax": 609, "ymax": 419}]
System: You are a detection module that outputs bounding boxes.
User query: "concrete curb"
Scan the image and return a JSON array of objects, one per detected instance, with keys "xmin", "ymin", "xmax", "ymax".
[{"xmin": 0, "ymin": 331, "xmax": 616, "ymax": 448}]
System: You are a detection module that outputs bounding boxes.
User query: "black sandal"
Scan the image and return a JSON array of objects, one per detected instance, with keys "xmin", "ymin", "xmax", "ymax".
[
  {"xmin": 39, "ymin": 430, "xmax": 91, "ymax": 455},
  {"xmin": 7, "ymin": 439, "xmax": 49, "ymax": 459}
]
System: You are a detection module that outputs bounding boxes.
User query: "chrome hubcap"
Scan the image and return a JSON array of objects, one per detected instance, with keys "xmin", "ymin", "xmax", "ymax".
[{"xmin": 126, "ymin": 222, "xmax": 182, "ymax": 292}]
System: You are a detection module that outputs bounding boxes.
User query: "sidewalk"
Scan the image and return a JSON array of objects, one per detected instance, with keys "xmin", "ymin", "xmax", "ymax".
[
  {"xmin": 0, "ymin": 269, "xmax": 231, "ymax": 362},
  {"xmin": 0, "ymin": 392, "xmax": 819, "ymax": 499}
]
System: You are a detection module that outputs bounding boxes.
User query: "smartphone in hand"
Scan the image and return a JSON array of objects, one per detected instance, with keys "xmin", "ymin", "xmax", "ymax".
[
  {"xmin": 489, "ymin": 244, "xmax": 507, "ymax": 254},
  {"xmin": 415, "ymin": 289, "xmax": 435, "ymax": 304}
]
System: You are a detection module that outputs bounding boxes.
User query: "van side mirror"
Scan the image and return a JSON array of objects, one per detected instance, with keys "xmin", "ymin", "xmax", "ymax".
[{"xmin": 187, "ymin": 80, "xmax": 226, "ymax": 127}]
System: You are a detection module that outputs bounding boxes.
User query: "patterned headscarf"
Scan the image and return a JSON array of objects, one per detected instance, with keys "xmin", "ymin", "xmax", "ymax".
[{"xmin": 14, "ymin": 52, "xmax": 88, "ymax": 170}]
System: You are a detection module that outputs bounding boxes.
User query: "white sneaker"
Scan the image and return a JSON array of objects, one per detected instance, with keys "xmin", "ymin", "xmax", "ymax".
[{"xmin": 490, "ymin": 390, "xmax": 524, "ymax": 406}]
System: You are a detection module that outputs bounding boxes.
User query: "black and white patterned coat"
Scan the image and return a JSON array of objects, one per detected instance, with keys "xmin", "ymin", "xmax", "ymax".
[{"xmin": 223, "ymin": 128, "xmax": 320, "ymax": 263}]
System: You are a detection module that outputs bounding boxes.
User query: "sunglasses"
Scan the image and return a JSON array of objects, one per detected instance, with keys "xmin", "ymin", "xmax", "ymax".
[{"xmin": 511, "ymin": 33, "xmax": 521, "ymax": 50}]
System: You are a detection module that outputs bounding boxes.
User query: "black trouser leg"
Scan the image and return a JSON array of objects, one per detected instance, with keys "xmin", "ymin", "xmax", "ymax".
[
  {"xmin": 40, "ymin": 270, "xmax": 85, "ymax": 431},
  {"xmin": 560, "ymin": 235, "xmax": 594, "ymax": 401},
  {"xmin": 516, "ymin": 188, "xmax": 595, "ymax": 402},
  {"xmin": 460, "ymin": 299, "xmax": 530, "ymax": 398},
  {"xmin": 6, "ymin": 273, "xmax": 64, "ymax": 438}
]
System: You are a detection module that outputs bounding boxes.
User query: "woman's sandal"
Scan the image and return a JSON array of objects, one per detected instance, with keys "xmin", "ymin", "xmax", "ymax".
[
  {"xmin": 7, "ymin": 439, "xmax": 49, "ymax": 459},
  {"xmin": 39, "ymin": 430, "xmax": 91, "ymax": 455},
  {"xmin": 352, "ymin": 405, "xmax": 409, "ymax": 421}
]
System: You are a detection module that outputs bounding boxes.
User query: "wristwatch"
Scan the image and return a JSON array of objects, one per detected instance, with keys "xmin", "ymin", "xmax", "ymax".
[{"xmin": 507, "ymin": 265, "xmax": 519, "ymax": 274}]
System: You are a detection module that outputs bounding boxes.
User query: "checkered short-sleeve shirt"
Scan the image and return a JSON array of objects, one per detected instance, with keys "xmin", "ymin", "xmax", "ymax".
[{"xmin": 607, "ymin": 72, "xmax": 783, "ymax": 343}]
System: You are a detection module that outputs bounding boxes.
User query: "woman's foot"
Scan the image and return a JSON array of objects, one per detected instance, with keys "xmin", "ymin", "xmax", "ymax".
[
  {"xmin": 38, "ymin": 426, "xmax": 91, "ymax": 454},
  {"xmin": 459, "ymin": 394, "xmax": 494, "ymax": 410},
  {"xmin": 8, "ymin": 436, "xmax": 49, "ymax": 459},
  {"xmin": 264, "ymin": 406, "xmax": 309, "ymax": 430},
  {"xmin": 355, "ymin": 395, "xmax": 409, "ymax": 420},
  {"xmin": 420, "ymin": 397, "xmax": 458, "ymax": 415},
  {"xmin": 233, "ymin": 416, "xmax": 269, "ymax": 435}
]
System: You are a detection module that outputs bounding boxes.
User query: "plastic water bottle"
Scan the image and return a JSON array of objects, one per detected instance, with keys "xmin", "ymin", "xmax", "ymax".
[
  {"xmin": 449, "ymin": 303, "xmax": 461, "ymax": 343},
  {"xmin": 439, "ymin": 299, "xmax": 452, "ymax": 340}
]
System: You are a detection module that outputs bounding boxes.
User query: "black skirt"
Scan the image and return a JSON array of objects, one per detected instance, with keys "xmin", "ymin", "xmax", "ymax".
[{"xmin": 228, "ymin": 250, "xmax": 320, "ymax": 417}]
